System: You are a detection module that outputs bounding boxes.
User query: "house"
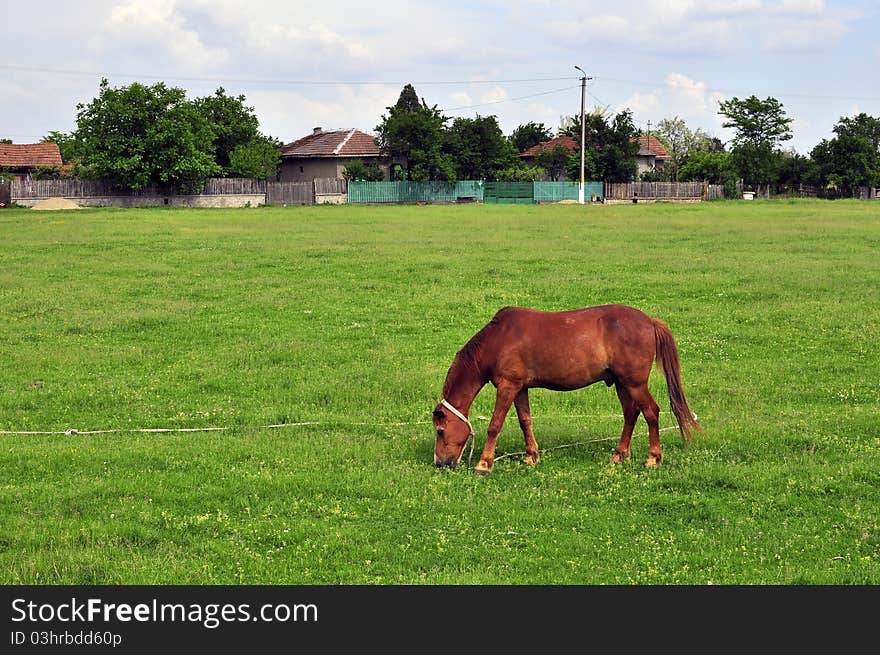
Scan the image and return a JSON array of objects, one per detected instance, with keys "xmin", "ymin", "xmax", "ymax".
[
  {"xmin": 0, "ymin": 142, "xmax": 64, "ymax": 181},
  {"xmin": 519, "ymin": 135, "xmax": 579, "ymax": 180},
  {"xmin": 280, "ymin": 127, "xmax": 389, "ymax": 182},
  {"xmin": 519, "ymin": 134, "xmax": 671, "ymax": 181},
  {"xmin": 635, "ymin": 135, "xmax": 670, "ymax": 176}
]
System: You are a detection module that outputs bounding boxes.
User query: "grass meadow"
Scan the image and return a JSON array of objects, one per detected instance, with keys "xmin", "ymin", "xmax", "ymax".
[{"xmin": 0, "ymin": 199, "xmax": 878, "ymax": 585}]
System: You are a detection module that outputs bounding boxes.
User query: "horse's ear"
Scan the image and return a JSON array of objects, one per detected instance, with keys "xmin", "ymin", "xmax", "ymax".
[{"xmin": 433, "ymin": 409, "xmax": 446, "ymax": 422}]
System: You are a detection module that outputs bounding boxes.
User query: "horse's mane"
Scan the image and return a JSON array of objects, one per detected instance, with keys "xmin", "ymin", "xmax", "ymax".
[{"xmin": 442, "ymin": 307, "xmax": 512, "ymax": 396}]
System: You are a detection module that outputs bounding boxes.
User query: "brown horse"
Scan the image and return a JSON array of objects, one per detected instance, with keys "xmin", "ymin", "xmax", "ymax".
[{"xmin": 432, "ymin": 304, "xmax": 701, "ymax": 474}]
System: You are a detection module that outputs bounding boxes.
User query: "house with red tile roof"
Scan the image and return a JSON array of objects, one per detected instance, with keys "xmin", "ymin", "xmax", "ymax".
[
  {"xmin": 518, "ymin": 133, "xmax": 672, "ymax": 181},
  {"xmin": 635, "ymin": 135, "xmax": 670, "ymax": 175},
  {"xmin": 280, "ymin": 127, "xmax": 389, "ymax": 182},
  {"xmin": 0, "ymin": 142, "xmax": 64, "ymax": 181},
  {"xmin": 518, "ymin": 135, "xmax": 579, "ymax": 181}
]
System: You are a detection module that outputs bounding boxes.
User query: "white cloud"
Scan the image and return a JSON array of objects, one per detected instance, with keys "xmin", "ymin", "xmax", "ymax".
[
  {"xmin": 105, "ymin": 0, "xmax": 229, "ymax": 71},
  {"xmin": 450, "ymin": 92, "xmax": 473, "ymax": 108},
  {"xmin": 762, "ymin": 17, "xmax": 847, "ymax": 51},
  {"xmin": 247, "ymin": 84, "xmax": 400, "ymax": 143},
  {"xmin": 620, "ymin": 91, "xmax": 660, "ymax": 117},
  {"xmin": 480, "ymin": 87, "xmax": 509, "ymax": 105},
  {"xmin": 536, "ymin": 0, "xmax": 849, "ymax": 55},
  {"xmin": 775, "ymin": 0, "xmax": 825, "ymax": 15}
]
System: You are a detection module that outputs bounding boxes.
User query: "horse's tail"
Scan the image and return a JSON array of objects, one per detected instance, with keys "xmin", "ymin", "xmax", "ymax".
[{"xmin": 652, "ymin": 318, "xmax": 702, "ymax": 445}]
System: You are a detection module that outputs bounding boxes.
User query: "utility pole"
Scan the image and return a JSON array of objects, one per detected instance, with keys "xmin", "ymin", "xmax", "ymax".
[{"xmin": 574, "ymin": 66, "xmax": 591, "ymax": 204}]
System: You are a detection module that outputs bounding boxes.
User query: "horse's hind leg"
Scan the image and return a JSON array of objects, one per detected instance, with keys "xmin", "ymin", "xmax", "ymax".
[
  {"xmin": 611, "ymin": 383, "xmax": 639, "ymax": 463},
  {"xmin": 627, "ymin": 383, "xmax": 662, "ymax": 467},
  {"xmin": 514, "ymin": 388, "xmax": 539, "ymax": 466}
]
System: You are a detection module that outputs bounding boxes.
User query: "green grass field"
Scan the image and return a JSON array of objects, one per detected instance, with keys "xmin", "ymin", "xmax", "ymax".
[{"xmin": 1, "ymin": 199, "xmax": 878, "ymax": 584}]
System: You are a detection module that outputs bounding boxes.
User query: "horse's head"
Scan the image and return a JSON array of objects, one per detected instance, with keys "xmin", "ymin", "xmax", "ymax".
[{"xmin": 432, "ymin": 401, "xmax": 473, "ymax": 469}]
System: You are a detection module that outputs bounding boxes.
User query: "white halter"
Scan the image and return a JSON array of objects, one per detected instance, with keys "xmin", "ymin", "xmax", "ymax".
[{"xmin": 440, "ymin": 398, "xmax": 474, "ymax": 437}]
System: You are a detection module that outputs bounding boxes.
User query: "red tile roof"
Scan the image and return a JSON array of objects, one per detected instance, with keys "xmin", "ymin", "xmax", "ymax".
[
  {"xmin": 636, "ymin": 135, "xmax": 670, "ymax": 160},
  {"xmin": 281, "ymin": 129, "xmax": 381, "ymax": 158},
  {"xmin": 0, "ymin": 142, "xmax": 64, "ymax": 168},
  {"xmin": 519, "ymin": 135, "xmax": 579, "ymax": 158}
]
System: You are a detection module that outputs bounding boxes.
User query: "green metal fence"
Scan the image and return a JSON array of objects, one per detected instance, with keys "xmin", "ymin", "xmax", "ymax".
[
  {"xmin": 483, "ymin": 182, "xmax": 533, "ymax": 204},
  {"xmin": 347, "ymin": 180, "xmax": 603, "ymax": 204},
  {"xmin": 533, "ymin": 181, "xmax": 604, "ymax": 202},
  {"xmin": 347, "ymin": 181, "xmax": 484, "ymax": 203}
]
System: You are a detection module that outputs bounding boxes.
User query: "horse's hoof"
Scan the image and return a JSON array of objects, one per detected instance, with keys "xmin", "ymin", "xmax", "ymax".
[
  {"xmin": 611, "ymin": 450, "xmax": 630, "ymax": 464},
  {"xmin": 644, "ymin": 456, "xmax": 661, "ymax": 468},
  {"xmin": 523, "ymin": 453, "xmax": 539, "ymax": 466}
]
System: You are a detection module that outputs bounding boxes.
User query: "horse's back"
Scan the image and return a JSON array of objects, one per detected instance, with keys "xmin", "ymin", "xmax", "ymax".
[{"xmin": 485, "ymin": 304, "xmax": 656, "ymax": 389}]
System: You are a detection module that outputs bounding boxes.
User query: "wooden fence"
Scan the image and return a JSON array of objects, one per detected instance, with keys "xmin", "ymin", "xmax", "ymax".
[
  {"xmin": 605, "ymin": 181, "xmax": 708, "ymax": 201},
  {"xmin": 9, "ymin": 177, "xmax": 347, "ymax": 206},
  {"xmin": 12, "ymin": 177, "xmax": 267, "ymax": 199},
  {"xmin": 778, "ymin": 184, "xmax": 879, "ymax": 200},
  {"xmin": 265, "ymin": 181, "xmax": 313, "ymax": 205}
]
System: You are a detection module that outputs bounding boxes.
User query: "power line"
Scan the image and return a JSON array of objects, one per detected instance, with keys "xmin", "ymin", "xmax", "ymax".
[
  {"xmin": 441, "ymin": 85, "xmax": 580, "ymax": 112},
  {"xmin": 0, "ymin": 63, "xmax": 577, "ymax": 87},
  {"xmin": 593, "ymin": 74, "xmax": 880, "ymax": 102},
  {"xmin": 3, "ymin": 63, "xmax": 876, "ymax": 101}
]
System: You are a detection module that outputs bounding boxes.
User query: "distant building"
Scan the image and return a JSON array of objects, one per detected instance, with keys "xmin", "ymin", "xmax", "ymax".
[
  {"xmin": 0, "ymin": 143, "xmax": 64, "ymax": 181},
  {"xmin": 280, "ymin": 127, "xmax": 389, "ymax": 182},
  {"xmin": 635, "ymin": 136, "xmax": 671, "ymax": 176},
  {"xmin": 518, "ymin": 135, "xmax": 579, "ymax": 181}
]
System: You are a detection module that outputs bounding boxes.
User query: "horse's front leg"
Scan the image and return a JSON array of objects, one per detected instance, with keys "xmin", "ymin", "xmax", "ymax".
[
  {"xmin": 514, "ymin": 388, "xmax": 539, "ymax": 466},
  {"xmin": 474, "ymin": 381, "xmax": 519, "ymax": 476}
]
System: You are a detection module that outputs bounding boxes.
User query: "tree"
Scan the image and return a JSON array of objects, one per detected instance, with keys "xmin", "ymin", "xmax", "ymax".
[
  {"xmin": 193, "ymin": 88, "xmax": 268, "ymax": 175},
  {"xmin": 41, "ymin": 131, "xmax": 79, "ymax": 164},
  {"xmin": 653, "ymin": 117, "xmax": 715, "ymax": 182},
  {"xmin": 562, "ymin": 109, "xmax": 639, "ymax": 182},
  {"xmin": 718, "ymin": 95, "xmax": 793, "ymax": 195},
  {"xmin": 444, "ymin": 115, "xmax": 518, "ymax": 180},
  {"xmin": 678, "ymin": 150, "xmax": 735, "ymax": 185},
  {"xmin": 227, "ymin": 137, "xmax": 282, "ymax": 179},
  {"xmin": 810, "ymin": 113, "xmax": 880, "ymax": 195},
  {"xmin": 561, "ymin": 109, "xmax": 638, "ymax": 180},
  {"xmin": 509, "ymin": 122, "xmax": 553, "ymax": 154},
  {"xmin": 535, "ymin": 145, "xmax": 575, "ymax": 181},
  {"xmin": 494, "ymin": 164, "xmax": 544, "ymax": 182},
  {"xmin": 75, "ymin": 79, "xmax": 219, "ymax": 191},
  {"xmin": 776, "ymin": 149, "xmax": 817, "ymax": 191},
  {"xmin": 375, "ymin": 84, "xmax": 455, "ymax": 182},
  {"xmin": 342, "ymin": 159, "xmax": 385, "ymax": 182}
]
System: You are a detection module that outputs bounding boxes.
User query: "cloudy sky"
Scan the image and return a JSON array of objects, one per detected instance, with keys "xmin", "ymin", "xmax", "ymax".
[{"xmin": 2, "ymin": 0, "xmax": 878, "ymax": 155}]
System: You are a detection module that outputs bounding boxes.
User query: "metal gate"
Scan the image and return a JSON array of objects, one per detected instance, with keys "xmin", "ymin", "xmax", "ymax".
[{"xmin": 483, "ymin": 182, "xmax": 534, "ymax": 204}]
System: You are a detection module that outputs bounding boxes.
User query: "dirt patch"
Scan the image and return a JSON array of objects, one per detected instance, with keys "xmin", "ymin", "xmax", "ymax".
[{"xmin": 31, "ymin": 197, "xmax": 82, "ymax": 210}]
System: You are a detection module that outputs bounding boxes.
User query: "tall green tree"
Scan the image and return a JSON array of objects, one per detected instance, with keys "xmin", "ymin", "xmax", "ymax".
[
  {"xmin": 653, "ymin": 117, "xmax": 715, "ymax": 182},
  {"xmin": 718, "ymin": 95, "xmax": 793, "ymax": 194},
  {"xmin": 509, "ymin": 121, "xmax": 553, "ymax": 154},
  {"xmin": 75, "ymin": 79, "xmax": 219, "ymax": 191},
  {"xmin": 810, "ymin": 113, "xmax": 880, "ymax": 195},
  {"xmin": 192, "ymin": 88, "xmax": 275, "ymax": 175},
  {"xmin": 444, "ymin": 115, "xmax": 518, "ymax": 181},
  {"xmin": 375, "ymin": 84, "xmax": 455, "ymax": 182},
  {"xmin": 227, "ymin": 138, "xmax": 282, "ymax": 179},
  {"xmin": 562, "ymin": 109, "xmax": 639, "ymax": 182},
  {"xmin": 535, "ymin": 145, "xmax": 576, "ymax": 181}
]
